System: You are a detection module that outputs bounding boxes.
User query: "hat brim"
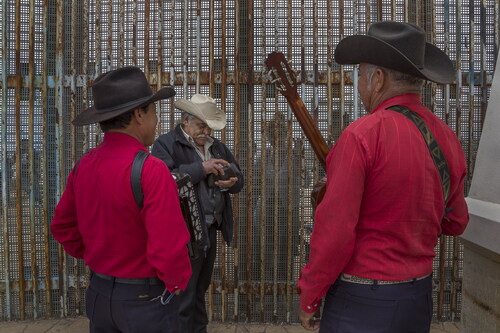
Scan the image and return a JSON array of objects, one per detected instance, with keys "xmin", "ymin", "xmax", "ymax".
[
  {"xmin": 72, "ymin": 86, "xmax": 176, "ymax": 126},
  {"xmin": 334, "ymin": 35, "xmax": 455, "ymax": 84},
  {"xmin": 175, "ymin": 99, "xmax": 226, "ymax": 130}
]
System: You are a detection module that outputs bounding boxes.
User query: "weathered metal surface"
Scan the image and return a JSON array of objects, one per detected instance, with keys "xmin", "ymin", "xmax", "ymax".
[{"xmin": 0, "ymin": 0, "xmax": 498, "ymax": 324}]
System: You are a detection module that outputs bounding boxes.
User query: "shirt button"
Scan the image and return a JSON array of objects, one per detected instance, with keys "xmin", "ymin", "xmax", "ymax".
[{"xmin": 307, "ymin": 306, "xmax": 311, "ymax": 310}]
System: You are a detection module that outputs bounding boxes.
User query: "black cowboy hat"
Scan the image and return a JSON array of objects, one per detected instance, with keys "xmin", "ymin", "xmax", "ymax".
[
  {"xmin": 334, "ymin": 21, "xmax": 455, "ymax": 84},
  {"xmin": 72, "ymin": 66, "xmax": 176, "ymax": 126}
]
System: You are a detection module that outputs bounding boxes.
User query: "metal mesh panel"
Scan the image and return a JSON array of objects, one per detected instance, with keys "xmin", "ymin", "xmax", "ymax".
[{"xmin": 0, "ymin": 0, "xmax": 498, "ymax": 323}]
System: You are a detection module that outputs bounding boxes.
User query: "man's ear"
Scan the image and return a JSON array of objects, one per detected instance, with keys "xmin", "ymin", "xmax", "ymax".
[
  {"xmin": 132, "ymin": 108, "xmax": 144, "ymax": 124},
  {"xmin": 373, "ymin": 68, "xmax": 386, "ymax": 92}
]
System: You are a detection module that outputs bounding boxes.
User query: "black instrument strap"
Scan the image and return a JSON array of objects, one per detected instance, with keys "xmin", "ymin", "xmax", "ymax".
[
  {"xmin": 131, "ymin": 150, "xmax": 149, "ymax": 210},
  {"xmin": 386, "ymin": 105, "xmax": 450, "ymax": 205}
]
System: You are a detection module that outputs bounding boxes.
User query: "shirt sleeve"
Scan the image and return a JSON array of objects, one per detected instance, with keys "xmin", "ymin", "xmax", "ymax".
[
  {"xmin": 298, "ymin": 130, "xmax": 368, "ymax": 313},
  {"xmin": 441, "ymin": 164, "xmax": 469, "ymax": 236},
  {"xmin": 50, "ymin": 170, "xmax": 85, "ymax": 259},
  {"xmin": 141, "ymin": 158, "xmax": 192, "ymax": 292}
]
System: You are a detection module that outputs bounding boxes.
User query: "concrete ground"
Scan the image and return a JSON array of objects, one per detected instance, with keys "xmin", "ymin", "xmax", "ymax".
[{"xmin": 0, "ymin": 317, "xmax": 463, "ymax": 333}]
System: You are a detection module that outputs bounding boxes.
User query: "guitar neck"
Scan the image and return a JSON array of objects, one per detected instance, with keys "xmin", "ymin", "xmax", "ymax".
[{"xmin": 284, "ymin": 94, "xmax": 329, "ymax": 168}]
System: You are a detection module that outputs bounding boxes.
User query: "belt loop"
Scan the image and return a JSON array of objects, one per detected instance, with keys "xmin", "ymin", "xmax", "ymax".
[{"xmin": 371, "ymin": 279, "xmax": 379, "ymax": 290}]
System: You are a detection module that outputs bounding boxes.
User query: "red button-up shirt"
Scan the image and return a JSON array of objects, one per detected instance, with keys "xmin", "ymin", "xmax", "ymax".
[
  {"xmin": 51, "ymin": 132, "xmax": 191, "ymax": 292},
  {"xmin": 298, "ymin": 94, "xmax": 469, "ymax": 312}
]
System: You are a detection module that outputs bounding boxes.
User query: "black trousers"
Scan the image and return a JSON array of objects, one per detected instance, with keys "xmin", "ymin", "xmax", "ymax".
[
  {"xmin": 320, "ymin": 275, "xmax": 433, "ymax": 333},
  {"xmin": 177, "ymin": 223, "xmax": 218, "ymax": 333},
  {"xmin": 86, "ymin": 273, "xmax": 179, "ymax": 333}
]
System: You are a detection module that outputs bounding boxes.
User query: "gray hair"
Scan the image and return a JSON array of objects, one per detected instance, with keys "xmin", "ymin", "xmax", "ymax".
[
  {"xmin": 180, "ymin": 111, "xmax": 198, "ymax": 124},
  {"xmin": 364, "ymin": 64, "xmax": 424, "ymax": 90}
]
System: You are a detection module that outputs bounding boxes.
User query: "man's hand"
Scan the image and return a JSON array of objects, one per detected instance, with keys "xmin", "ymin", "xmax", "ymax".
[
  {"xmin": 215, "ymin": 177, "xmax": 238, "ymax": 188},
  {"xmin": 202, "ymin": 158, "xmax": 229, "ymax": 175},
  {"xmin": 298, "ymin": 308, "xmax": 320, "ymax": 331}
]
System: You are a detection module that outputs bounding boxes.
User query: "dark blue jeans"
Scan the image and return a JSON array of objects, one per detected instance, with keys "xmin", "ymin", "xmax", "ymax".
[
  {"xmin": 320, "ymin": 275, "xmax": 433, "ymax": 333},
  {"xmin": 86, "ymin": 273, "xmax": 179, "ymax": 333}
]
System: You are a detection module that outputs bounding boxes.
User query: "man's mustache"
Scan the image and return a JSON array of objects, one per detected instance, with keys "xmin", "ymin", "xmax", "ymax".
[{"xmin": 196, "ymin": 135, "xmax": 208, "ymax": 139}]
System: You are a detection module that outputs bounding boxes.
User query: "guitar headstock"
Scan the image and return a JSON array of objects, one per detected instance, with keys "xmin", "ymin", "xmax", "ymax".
[{"xmin": 264, "ymin": 52, "xmax": 299, "ymax": 99}]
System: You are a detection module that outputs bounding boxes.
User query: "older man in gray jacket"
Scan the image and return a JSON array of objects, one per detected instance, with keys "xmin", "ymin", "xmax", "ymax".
[{"xmin": 152, "ymin": 94, "xmax": 243, "ymax": 333}]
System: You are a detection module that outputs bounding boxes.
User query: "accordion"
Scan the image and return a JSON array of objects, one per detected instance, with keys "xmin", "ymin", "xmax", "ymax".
[{"xmin": 172, "ymin": 173, "xmax": 209, "ymax": 258}]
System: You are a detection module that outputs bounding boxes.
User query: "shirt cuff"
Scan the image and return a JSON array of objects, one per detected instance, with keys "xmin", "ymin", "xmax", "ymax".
[{"xmin": 300, "ymin": 297, "xmax": 321, "ymax": 313}]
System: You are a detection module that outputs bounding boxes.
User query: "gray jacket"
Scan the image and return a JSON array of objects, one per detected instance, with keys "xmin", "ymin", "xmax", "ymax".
[{"xmin": 152, "ymin": 124, "xmax": 244, "ymax": 246}]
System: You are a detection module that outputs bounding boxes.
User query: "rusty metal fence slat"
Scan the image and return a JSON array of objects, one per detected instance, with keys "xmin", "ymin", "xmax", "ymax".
[{"xmin": 0, "ymin": 0, "xmax": 498, "ymax": 323}]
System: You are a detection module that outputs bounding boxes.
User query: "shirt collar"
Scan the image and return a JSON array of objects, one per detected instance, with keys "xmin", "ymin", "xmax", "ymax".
[
  {"xmin": 371, "ymin": 93, "xmax": 422, "ymax": 114},
  {"xmin": 102, "ymin": 132, "xmax": 147, "ymax": 151}
]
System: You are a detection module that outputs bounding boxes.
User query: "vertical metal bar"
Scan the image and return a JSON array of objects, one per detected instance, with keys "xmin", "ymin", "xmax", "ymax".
[
  {"xmin": 271, "ymin": 107, "xmax": 278, "ymax": 323},
  {"xmin": 119, "ymin": 0, "xmax": 125, "ymax": 67},
  {"xmin": 156, "ymin": 0, "xmax": 163, "ymax": 136},
  {"xmin": 377, "ymin": 0, "xmax": 383, "ymax": 21},
  {"xmin": 55, "ymin": 0, "xmax": 67, "ymax": 317},
  {"xmin": 96, "ymin": 0, "xmax": 102, "ymax": 75},
  {"xmin": 182, "ymin": 0, "xmax": 188, "ymax": 97},
  {"xmin": 327, "ymin": 0, "xmax": 334, "ymax": 138},
  {"xmin": 479, "ymin": 0, "xmax": 487, "ymax": 129},
  {"xmin": 82, "ymin": 0, "xmax": 90, "ymax": 303},
  {"xmin": 467, "ymin": 1, "xmax": 475, "ymax": 189},
  {"xmin": 242, "ymin": 0, "xmax": 254, "ymax": 323},
  {"xmin": 195, "ymin": 0, "xmax": 201, "ymax": 93},
  {"xmin": 430, "ymin": 0, "xmax": 437, "ymax": 113},
  {"xmin": 444, "ymin": 0, "xmax": 451, "ymax": 125},
  {"xmin": 496, "ymin": 0, "xmax": 499, "ymax": 68},
  {"xmin": 367, "ymin": 0, "xmax": 372, "ymax": 27},
  {"xmin": 339, "ymin": 0, "xmax": 345, "ymax": 135},
  {"xmin": 83, "ymin": 0, "xmax": 89, "ymax": 151},
  {"xmin": 438, "ymin": 235, "xmax": 446, "ymax": 320},
  {"xmin": 169, "ymin": 0, "xmax": 175, "ymax": 131},
  {"xmin": 404, "ymin": 0, "xmax": 409, "ymax": 22},
  {"xmin": 271, "ymin": 2, "xmax": 278, "ymax": 321},
  {"xmin": 144, "ymin": 0, "xmax": 151, "ymax": 75},
  {"xmin": 456, "ymin": 0, "xmax": 463, "ymax": 143},
  {"xmin": 70, "ymin": 0, "xmax": 80, "ymax": 315},
  {"xmin": 208, "ymin": 0, "xmax": 221, "ymax": 320},
  {"xmin": 1, "ymin": 0, "xmax": 11, "ymax": 321},
  {"xmin": 451, "ymin": 236, "xmax": 460, "ymax": 318},
  {"xmin": 41, "ymin": 0, "xmax": 52, "ymax": 318},
  {"xmin": 132, "ymin": 0, "xmax": 137, "ymax": 66},
  {"xmin": 28, "ymin": 0, "xmax": 38, "ymax": 319},
  {"xmin": 285, "ymin": 0, "xmax": 293, "ymax": 323},
  {"xmin": 107, "ymin": 0, "xmax": 113, "ymax": 71},
  {"xmin": 14, "ymin": 0, "xmax": 26, "ymax": 320},
  {"xmin": 416, "ymin": 0, "xmax": 422, "ymax": 28},
  {"xmin": 226, "ymin": 0, "xmax": 240, "ymax": 322},
  {"xmin": 259, "ymin": 0, "xmax": 266, "ymax": 322},
  {"xmin": 353, "ymin": 0, "xmax": 359, "ymax": 121},
  {"xmin": 391, "ymin": 0, "xmax": 396, "ymax": 20}
]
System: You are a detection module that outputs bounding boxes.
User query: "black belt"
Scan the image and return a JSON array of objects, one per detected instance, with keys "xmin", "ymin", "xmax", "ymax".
[{"xmin": 93, "ymin": 272, "xmax": 163, "ymax": 285}]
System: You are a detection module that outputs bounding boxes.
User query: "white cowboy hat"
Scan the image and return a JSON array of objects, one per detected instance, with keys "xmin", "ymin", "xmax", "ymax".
[{"xmin": 175, "ymin": 94, "xmax": 226, "ymax": 130}]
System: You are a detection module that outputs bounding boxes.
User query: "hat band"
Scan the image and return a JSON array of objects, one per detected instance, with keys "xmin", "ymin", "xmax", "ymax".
[{"xmin": 95, "ymin": 95, "xmax": 153, "ymax": 114}]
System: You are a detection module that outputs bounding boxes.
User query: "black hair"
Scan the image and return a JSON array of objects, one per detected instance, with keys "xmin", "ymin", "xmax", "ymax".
[{"xmin": 99, "ymin": 105, "xmax": 150, "ymax": 132}]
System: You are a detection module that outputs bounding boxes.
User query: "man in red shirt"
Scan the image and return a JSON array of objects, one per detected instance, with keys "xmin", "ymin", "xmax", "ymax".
[
  {"xmin": 51, "ymin": 66, "xmax": 192, "ymax": 333},
  {"xmin": 298, "ymin": 22, "xmax": 469, "ymax": 332}
]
